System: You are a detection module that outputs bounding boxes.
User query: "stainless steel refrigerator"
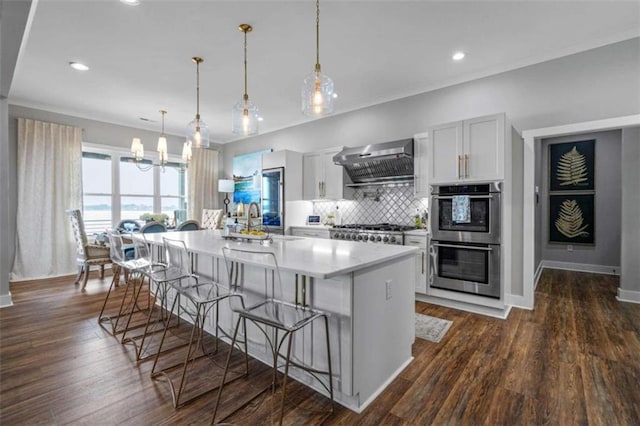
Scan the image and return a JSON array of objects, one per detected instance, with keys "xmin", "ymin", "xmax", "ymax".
[{"xmin": 261, "ymin": 167, "xmax": 284, "ymax": 234}]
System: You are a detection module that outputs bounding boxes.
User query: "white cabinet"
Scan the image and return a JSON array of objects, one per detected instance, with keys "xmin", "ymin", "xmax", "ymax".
[
  {"xmin": 290, "ymin": 226, "xmax": 330, "ymax": 239},
  {"xmin": 427, "ymin": 113, "xmax": 505, "ymax": 185},
  {"xmin": 303, "ymin": 147, "xmax": 344, "ymax": 200},
  {"xmin": 404, "ymin": 232, "xmax": 428, "ymax": 294},
  {"xmin": 413, "ymin": 132, "xmax": 430, "ymax": 198}
]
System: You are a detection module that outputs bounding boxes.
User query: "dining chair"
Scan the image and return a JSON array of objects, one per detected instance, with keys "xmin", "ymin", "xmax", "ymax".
[
  {"xmin": 117, "ymin": 219, "xmax": 141, "ymax": 233},
  {"xmin": 150, "ymin": 237, "xmax": 237, "ymax": 408},
  {"xmin": 176, "ymin": 220, "xmax": 200, "ymax": 231},
  {"xmin": 66, "ymin": 209, "xmax": 111, "ymax": 290},
  {"xmin": 201, "ymin": 209, "xmax": 224, "ymax": 230},
  {"xmin": 140, "ymin": 221, "xmax": 167, "ymax": 234},
  {"xmin": 212, "ymin": 246, "xmax": 334, "ymax": 425}
]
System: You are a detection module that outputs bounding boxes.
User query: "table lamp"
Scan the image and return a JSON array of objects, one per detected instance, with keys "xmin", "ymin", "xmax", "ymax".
[{"xmin": 218, "ymin": 179, "xmax": 235, "ymax": 215}]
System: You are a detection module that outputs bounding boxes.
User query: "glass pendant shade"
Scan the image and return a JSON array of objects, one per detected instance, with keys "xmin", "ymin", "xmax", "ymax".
[
  {"xmin": 186, "ymin": 116, "xmax": 210, "ymax": 149},
  {"xmin": 302, "ymin": 70, "xmax": 334, "ymax": 116},
  {"xmin": 232, "ymin": 97, "xmax": 259, "ymax": 136}
]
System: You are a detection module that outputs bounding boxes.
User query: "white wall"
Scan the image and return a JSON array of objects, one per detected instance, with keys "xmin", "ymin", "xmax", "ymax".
[
  {"xmin": 221, "ymin": 38, "xmax": 640, "ymax": 178},
  {"xmin": 620, "ymin": 127, "xmax": 640, "ymax": 299},
  {"xmin": 539, "ymin": 130, "xmax": 622, "ymax": 269}
]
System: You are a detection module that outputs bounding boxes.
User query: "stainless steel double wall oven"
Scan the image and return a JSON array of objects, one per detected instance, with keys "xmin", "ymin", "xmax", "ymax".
[{"xmin": 429, "ymin": 183, "xmax": 502, "ymax": 299}]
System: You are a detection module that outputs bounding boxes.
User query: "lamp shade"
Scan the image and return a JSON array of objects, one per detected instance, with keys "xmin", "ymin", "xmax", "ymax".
[
  {"xmin": 218, "ymin": 179, "xmax": 235, "ymax": 193},
  {"xmin": 232, "ymin": 97, "xmax": 259, "ymax": 136}
]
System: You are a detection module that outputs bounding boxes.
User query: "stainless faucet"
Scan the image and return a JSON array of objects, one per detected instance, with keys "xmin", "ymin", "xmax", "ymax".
[{"xmin": 247, "ymin": 202, "xmax": 260, "ymax": 231}]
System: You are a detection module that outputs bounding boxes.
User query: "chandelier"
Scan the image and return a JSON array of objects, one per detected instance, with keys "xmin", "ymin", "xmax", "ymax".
[{"xmin": 129, "ymin": 109, "xmax": 170, "ymax": 171}]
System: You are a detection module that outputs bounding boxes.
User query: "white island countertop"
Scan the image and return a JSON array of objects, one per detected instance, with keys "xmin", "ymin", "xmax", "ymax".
[{"xmin": 141, "ymin": 229, "xmax": 418, "ymax": 279}]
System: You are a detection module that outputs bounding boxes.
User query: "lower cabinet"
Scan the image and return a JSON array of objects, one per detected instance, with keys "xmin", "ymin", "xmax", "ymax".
[{"xmin": 404, "ymin": 233, "xmax": 428, "ymax": 294}]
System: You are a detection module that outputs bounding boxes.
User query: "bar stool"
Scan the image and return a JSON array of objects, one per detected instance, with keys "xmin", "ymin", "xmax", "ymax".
[
  {"xmin": 123, "ymin": 233, "xmax": 189, "ymax": 361},
  {"xmin": 150, "ymin": 237, "xmax": 237, "ymax": 408},
  {"xmin": 99, "ymin": 230, "xmax": 150, "ymax": 339},
  {"xmin": 212, "ymin": 246, "xmax": 334, "ymax": 425}
]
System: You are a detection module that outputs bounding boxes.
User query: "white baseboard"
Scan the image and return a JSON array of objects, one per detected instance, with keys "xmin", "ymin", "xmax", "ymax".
[
  {"xmin": 534, "ymin": 262, "xmax": 544, "ymax": 289},
  {"xmin": 617, "ymin": 288, "xmax": 640, "ymax": 304},
  {"xmin": 505, "ymin": 294, "xmax": 533, "ymax": 310},
  {"xmin": 0, "ymin": 292, "xmax": 14, "ymax": 308},
  {"xmin": 540, "ymin": 261, "xmax": 620, "ymax": 275}
]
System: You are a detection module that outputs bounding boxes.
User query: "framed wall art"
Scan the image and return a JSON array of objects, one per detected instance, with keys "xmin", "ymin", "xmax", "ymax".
[
  {"xmin": 549, "ymin": 139, "xmax": 595, "ymax": 192},
  {"xmin": 232, "ymin": 149, "xmax": 271, "ymax": 205},
  {"xmin": 549, "ymin": 194, "xmax": 594, "ymax": 245}
]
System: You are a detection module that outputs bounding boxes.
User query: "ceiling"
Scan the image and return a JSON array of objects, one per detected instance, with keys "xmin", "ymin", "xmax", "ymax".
[{"xmin": 9, "ymin": 0, "xmax": 640, "ymax": 144}]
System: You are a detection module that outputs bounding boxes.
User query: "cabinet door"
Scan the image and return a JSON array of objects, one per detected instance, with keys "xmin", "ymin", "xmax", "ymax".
[
  {"xmin": 303, "ymin": 153, "xmax": 322, "ymax": 200},
  {"xmin": 322, "ymin": 150, "xmax": 343, "ymax": 200},
  {"xmin": 463, "ymin": 113, "xmax": 505, "ymax": 181},
  {"xmin": 428, "ymin": 121, "xmax": 464, "ymax": 184},
  {"xmin": 413, "ymin": 132, "xmax": 429, "ymax": 198}
]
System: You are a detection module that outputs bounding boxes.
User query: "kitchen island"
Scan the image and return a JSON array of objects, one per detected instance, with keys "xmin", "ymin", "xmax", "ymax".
[{"xmin": 141, "ymin": 230, "xmax": 417, "ymax": 412}]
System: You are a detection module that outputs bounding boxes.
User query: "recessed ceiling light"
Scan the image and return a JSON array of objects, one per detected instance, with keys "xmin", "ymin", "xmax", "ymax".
[
  {"xmin": 452, "ymin": 52, "xmax": 466, "ymax": 61},
  {"xmin": 69, "ymin": 62, "xmax": 89, "ymax": 71},
  {"xmin": 258, "ymin": 117, "xmax": 264, "ymax": 122},
  {"xmin": 120, "ymin": 0, "xmax": 140, "ymax": 5},
  {"xmin": 332, "ymin": 93, "xmax": 338, "ymax": 99}
]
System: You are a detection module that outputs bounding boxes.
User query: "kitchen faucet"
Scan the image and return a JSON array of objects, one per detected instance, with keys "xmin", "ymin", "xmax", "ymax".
[{"xmin": 247, "ymin": 202, "xmax": 260, "ymax": 231}]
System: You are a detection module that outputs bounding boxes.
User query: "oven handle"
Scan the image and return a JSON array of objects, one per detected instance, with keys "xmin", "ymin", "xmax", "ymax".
[
  {"xmin": 432, "ymin": 242, "xmax": 494, "ymax": 251},
  {"xmin": 432, "ymin": 194, "xmax": 494, "ymax": 200}
]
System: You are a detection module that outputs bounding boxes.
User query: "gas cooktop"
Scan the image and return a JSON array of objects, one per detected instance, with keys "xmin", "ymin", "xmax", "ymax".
[
  {"xmin": 332, "ymin": 223, "xmax": 414, "ymax": 232},
  {"xmin": 329, "ymin": 223, "xmax": 413, "ymax": 245}
]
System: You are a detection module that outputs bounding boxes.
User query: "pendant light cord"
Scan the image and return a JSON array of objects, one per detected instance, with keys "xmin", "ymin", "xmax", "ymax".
[
  {"xmin": 196, "ymin": 60, "xmax": 200, "ymax": 118},
  {"xmin": 315, "ymin": 0, "xmax": 321, "ymax": 71},
  {"xmin": 244, "ymin": 29, "xmax": 248, "ymax": 99}
]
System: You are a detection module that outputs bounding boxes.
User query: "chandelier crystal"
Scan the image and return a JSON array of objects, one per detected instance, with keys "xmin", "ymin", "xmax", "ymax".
[
  {"xmin": 232, "ymin": 24, "xmax": 259, "ymax": 136},
  {"xmin": 186, "ymin": 57, "xmax": 210, "ymax": 148},
  {"xmin": 301, "ymin": 0, "xmax": 335, "ymax": 116}
]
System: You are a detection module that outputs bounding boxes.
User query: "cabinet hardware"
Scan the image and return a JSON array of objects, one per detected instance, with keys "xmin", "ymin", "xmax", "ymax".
[
  {"xmin": 432, "ymin": 242, "xmax": 493, "ymax": 251},
  {"xmin": 295, "ymin": 274, "xmax": 299, "ymax": 306},
  {"xmin": 433, "ymin": 195, "xmax": 494, "ymax": 200},
  {"xmin": 457, "ymin": 155, "xmax": 462, "ymax": 179},
  {"xmin": 421, "ymin": 252, "xmax": 425, "ymax": 274},
  {"xmin": 464, "ymin": 154, "xmax": 469, "ymax": 178}
]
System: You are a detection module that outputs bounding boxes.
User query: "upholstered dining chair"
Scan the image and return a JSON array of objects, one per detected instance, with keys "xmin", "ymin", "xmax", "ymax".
[
  {"xmin": 176, "ymin": 220, "xmax": 200, "ymax": 231},
  {"xmin": 66, "ymin": 209, "xmax": 112, "ymax": 290},
  {"xmin": 201, "ymin": 209, "xmax": 224, "ymax": 230}
]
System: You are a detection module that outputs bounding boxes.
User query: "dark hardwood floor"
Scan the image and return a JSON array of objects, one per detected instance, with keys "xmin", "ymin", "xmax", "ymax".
[{"xmin": 1, "ymin": 269, "xmax": 638, "ymax": 425}]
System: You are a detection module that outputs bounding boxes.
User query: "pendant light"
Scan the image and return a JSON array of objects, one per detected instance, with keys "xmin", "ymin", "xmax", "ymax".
[
  {"xmin": 186, "ymin": 57, "xmax": 210, "ymax": 149},
  {"xmin": 232, "ymin": 24, "xmax": 259, "ymax": 136},
  {"xmin": 157, "ymin": 109, "xmax": 168, "ymax": 168},
  {"xmin": 301, "ymin": 0, "xmax": 335, "ymax": 116}
]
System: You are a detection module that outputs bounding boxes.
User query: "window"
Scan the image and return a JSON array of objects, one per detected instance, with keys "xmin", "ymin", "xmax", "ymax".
[
  {"xmin": 82, "ymin": 152, "xmax": 112, "ymax": 234},
  {"xmin": 81, "ymin": 145, "xmax": 186, "ymax": 232}
]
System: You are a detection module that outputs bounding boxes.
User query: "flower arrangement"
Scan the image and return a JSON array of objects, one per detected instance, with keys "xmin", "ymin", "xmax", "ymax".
[{"xmin": 140, "ymin": 213, "xmax": 169, "ymax": 224}]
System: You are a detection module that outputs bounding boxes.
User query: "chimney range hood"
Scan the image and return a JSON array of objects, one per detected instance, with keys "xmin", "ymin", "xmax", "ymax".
[{"xmin": 333, "ymin": 138, "xmax": 414, "ymax": 186}]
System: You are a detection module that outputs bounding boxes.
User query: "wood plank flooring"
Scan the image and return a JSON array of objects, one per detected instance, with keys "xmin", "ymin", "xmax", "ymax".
[{"xmin": 1, "ymin": 269, "xmax": 638, "ymax": 425}]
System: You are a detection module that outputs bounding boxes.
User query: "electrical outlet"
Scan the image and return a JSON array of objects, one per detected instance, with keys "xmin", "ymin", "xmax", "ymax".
[
  {"xmin": 386, "ymin": 280, "xmax": 392, "ymax": 300},
  {"xmin": 567, "ymin": 245, "xmax": 573, "ymax": 252}
]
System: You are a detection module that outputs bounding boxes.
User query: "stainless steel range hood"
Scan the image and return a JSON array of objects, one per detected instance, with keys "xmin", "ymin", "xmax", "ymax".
[{"xmin": 333, "ymin": 138, "xmax": 414, "ymax": 186}]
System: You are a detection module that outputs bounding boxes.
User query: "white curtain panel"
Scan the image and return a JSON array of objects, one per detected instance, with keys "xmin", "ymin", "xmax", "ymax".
[
  {"xmin": 12, "ymin": 118, "xmax": 82, "ymax": 280},
  {"xmin": 187, "ymin": 148, "xmax": 219, "ymax": 222}
]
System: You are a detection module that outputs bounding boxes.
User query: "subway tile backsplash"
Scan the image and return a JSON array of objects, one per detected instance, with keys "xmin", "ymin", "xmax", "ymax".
[{"xmin": 313, "ymin": 185, "xmax": 429, "ymax": 226}]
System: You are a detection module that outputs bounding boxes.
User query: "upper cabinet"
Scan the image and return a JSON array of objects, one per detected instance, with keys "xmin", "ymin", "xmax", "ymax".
[
  {"xmin": 427, "ymin": 113, "xmax": 505, "ymax": 185},
  {"xmin": 413, "ymin": 132, "xmax": 430, "ymax": 198},
  {"xmin": 303, "ymin": 147, "xmax": 343, "ymax": 200}
]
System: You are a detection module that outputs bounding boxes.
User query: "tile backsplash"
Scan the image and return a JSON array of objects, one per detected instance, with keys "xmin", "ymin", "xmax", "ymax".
[{"xmin": 313, "ymin": 185, "xmax": 429, "ymax": 226}]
